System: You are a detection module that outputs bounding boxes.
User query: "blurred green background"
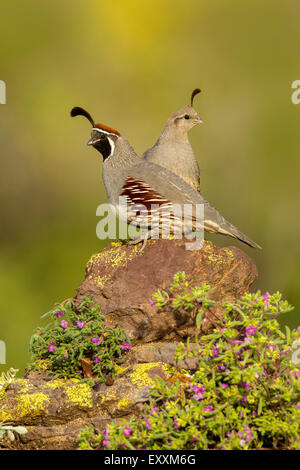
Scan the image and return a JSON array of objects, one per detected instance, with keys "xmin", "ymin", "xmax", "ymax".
[{"xmin": 1, "ymin": 0, "xmax": 300, "ymax": 375}]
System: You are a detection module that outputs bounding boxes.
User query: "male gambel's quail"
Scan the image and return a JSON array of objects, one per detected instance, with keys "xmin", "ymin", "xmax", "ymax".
[
  {"xmin": 71, "ymin": 106, "xmax": 261, "ymax": 250},
  {"xmin": 143, "ymin": 89, "xmax": 202, "ymax": 192}
]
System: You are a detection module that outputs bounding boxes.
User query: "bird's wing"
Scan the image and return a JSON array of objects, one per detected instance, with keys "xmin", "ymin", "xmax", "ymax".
[{"xmin": 122, "ymin": 161, "xmax": 261, "ymax": 249}]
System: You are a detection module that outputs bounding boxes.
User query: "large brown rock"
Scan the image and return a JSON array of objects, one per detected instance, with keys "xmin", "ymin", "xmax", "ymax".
[
  {"xmin": 77, "ymin": 239, "xmax": 258, "ymax": 341},
  {"xmin": 0, "ymin": 238, "xmax": 258, "ymax": 450}
]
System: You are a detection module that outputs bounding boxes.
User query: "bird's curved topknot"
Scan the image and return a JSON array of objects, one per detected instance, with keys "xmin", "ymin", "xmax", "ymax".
[
  {"xmin": 70, "ymin": 107, "xmax": 95, "ymax": 127},
  {"xmin": 190, "ymin": 88, "xmax": 201, "ymax": 107}
]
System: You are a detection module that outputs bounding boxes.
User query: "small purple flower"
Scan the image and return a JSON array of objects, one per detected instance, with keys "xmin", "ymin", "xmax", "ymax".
[
  {"xmin": 103, "ymin": 426, "xmax": 109, "ymax": 437},
  {"xmin": 262, "ymin": 292, "xmax": 270, "ymax": 309},
  {"xmin": 47, "ymin": 341, "xmax": 55, "ymax": 352},
  {"xmin": 149, "ymin": 299, "xmax": 157, "ymax": 307},
  {"xmin": 144, "ymin": 418, "xmax": 151, "ymax": 430},
  {"xmin": 123, "ymin": 426, "xmax": 132, "ymax": 437},
  {"xmin": 245, "ymin": 325, "xmax": 257, "ymax": 336},
  {"xmin": 297, "ymin": 326, "xmax": 300, "ymax": 333},
  {"xmin": 291, "ymin": 371, "xmax": 300, "ymax": 379},
  {"xmin": 243, "ymin": 382, "xmax": 251, "ymax": 390},
  {"xmin": 102, "ymin": 439, "xmax": 110, "ymax": 448},
  {"xmin": 218, "ymin": 328, "xmax": 226, "ymax": 334},
  {"xmin": 232, "ymin": 340, "xmax": 243, "ymax": 345},
  {"xmin": 241, "ymin": 395, "xmax": 248, "ymax": 403},
  {"xmin": 220, "ymin": 383, "xmax": 228, "ymax": 389},
  {"xmin": 218, "ymin": 365, "xmax": 226, "ymax": 371},
  {"xmin": 173, "ymin": 418, "xmax": 179, "ymax": 430},
  {"xmin": 92, "ymin": 337, "xmax": 101, "ymax": 344},
  {"xmin": 76, "ymin": 321, "xmax": 86, "ymax": 329},
  {"xmin": 283, "ymin": 349, "xmax": 291, "ymax": 354},
  {"xmin": 93, "ymin": 356, "xmax": 100, "ymax": 364},
  {"xmin": 150, "ymin": 407, "xmax": 158, "ymax": 416},
  {"xmin": 212, "ymin": 348, "xmax": 219, "ymax": 357},
  {"xmin": 192, "ymin": 385, "xmax": 205, "ymax": 394},
  {"xmin": 244, "ymin": 337, "xmax": 254, "ymax": 344},
  {"xmin": 295, "ymin": 405, "xmax": 300, "ymax": 409},
  {"xmin": 60, "ymin": 320, "xmax": 68, "ymax": 329},
  {"xmin": 203, "ymin": 405, "xmax": 213, "ymax": 412},
  {"xmin": 55, "ymin": 310, "xmax": 63, "ymax": 318},
  {"xmin": 121, "ymin": 342, "xmax": 131, "ymax": 351},
  {"xmin": 245, "ymin": 431, "xmax": 253, "ymax": 443}
]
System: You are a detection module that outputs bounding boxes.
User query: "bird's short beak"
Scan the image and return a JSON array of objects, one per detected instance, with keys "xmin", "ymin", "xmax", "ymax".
[
  {"xmin": 193, "ymin": 116, "xmax": 203, "ymax": 126},
  {"xmin": 87, "ymin": 138, "xmax": 94, "ymax": 146}
]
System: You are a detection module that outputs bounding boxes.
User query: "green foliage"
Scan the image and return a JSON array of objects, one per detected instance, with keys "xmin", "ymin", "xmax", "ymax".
[
  {"xmin": 29, "ymin": 297, "xmax": 130, "ymax": 385},
  {"xmin": 77, "ymin": 275, "xmax": 300, "ymax": 450}
]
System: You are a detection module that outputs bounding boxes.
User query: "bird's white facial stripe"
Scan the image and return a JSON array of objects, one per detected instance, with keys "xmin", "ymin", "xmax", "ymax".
[
  {"xmin": 92, "ymin": 127, "xmax": 111, "ymax": 136},
  {"xmin": 107, "ymin": 136, "xmax": 115, "ymax": 157}
]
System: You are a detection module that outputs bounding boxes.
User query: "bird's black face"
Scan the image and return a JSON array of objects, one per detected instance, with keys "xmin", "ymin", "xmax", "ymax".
[{"xmin": 87, "ymin": 129, "xmax": 116, "ymax": 161}]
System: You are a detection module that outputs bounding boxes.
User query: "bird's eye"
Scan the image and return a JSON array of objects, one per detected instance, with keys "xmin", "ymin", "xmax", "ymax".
[
  {"xmin": 184, "ymin": 114, "xmax": 190, "ymax": 120},
  {"xmin": 100, "ymin": 134, "xmax": 106, "ymax": 140}
]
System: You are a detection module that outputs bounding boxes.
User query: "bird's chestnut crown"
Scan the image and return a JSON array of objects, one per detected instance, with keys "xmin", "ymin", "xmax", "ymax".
[{"xmin": 70, "ymin": 106, "xmax": 121, "ymax": 161}]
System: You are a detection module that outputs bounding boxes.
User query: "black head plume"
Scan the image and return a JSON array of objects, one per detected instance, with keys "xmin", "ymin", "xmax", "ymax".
[
  {"xmin": 70, "ymin": 107, "xmax": 95, "ymax": 127},
  {"xmin": 190, "ymin": 88, "xmax": 201, "ymax": 107}
]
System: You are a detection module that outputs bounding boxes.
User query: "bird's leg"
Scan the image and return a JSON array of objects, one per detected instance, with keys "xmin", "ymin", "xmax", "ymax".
[{"xmin": 128, "ymin": 230, "xmax": 150, "ymax": 253}]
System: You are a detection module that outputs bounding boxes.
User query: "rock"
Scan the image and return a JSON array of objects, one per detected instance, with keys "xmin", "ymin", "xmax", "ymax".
[
  {"xmin": 0, "ymin": 238, "xmax": 258, "ymax": 450},
  {"xmin": 77, "ymin": 239, "xmax": 258, "ymax": 340},
  {"xmin": 0, "ymin": 363, "xmax": 172, "ymax": 450}
]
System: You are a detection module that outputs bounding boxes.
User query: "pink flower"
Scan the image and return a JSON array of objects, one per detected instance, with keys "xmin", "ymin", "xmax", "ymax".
[
  {"xmin": 102, "ymin": 439, "xmax": 110, "ymax": 448},
  {"xmin": 55, "ymin": 310, "xmax": 63, "ymax": 318},
  {"xmin": 76, "ymin": 321, "xmax": 86, "ymax": 329},
  {"xmin": 93, "ymin": 356, "xmax": 100, "ymax": 364},
  {"xmin": 220, "ymin": 383, "xmax": 228, "ymax": 389},
  {"xmin": 149, "ymin": 299, "xmax": 157, "ymax": 307},
  {"xmin": 92, "ymin": 337, "xmax": 101, "ymax": 344},
  {"xmin": 47, "ymin": 341, "xmax": 55, "ymax": 352},
  {"xmin": 203, "ymin": 405, "xmax": 213, "ymax": 412},
  {"xmin": 121, "ymin": 342, "xmax": 131, "ymax": 351},
  {"xmin": 245, "ymin": 326, "xmax": 257, "ymax": 336},
  {"xmin": 60, "ymin": 320, "xmax": 68, "ymax": 329},
  {"xmin": 173, "ymin": 418, "xmax": 179, "ymax": 429},
  {"xmin": 123, "ymin": 426, "xmax": 132, "ymax": 437},
  {"xmin": 243, "ymin": 382, "xmax": 251, "ymax": 390},
  {"xmin": 297, "ymin": 326, "xmax": 300, "ymax": 333},
  {"xmin": 144, "ymin": 418, "xmax": 151, "ymax": 430},
  {"xmin": 262, "ymin": 292, "xmax": 270, "ymax": 309},
  {"xmin": 244, "ymin": 337, "xmax": 254, "ymax": 344}
]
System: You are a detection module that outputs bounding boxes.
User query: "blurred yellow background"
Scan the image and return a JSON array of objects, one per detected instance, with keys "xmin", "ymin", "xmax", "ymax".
[{"xmin": 1, "ymin": 0, "xmax": 300, "ymax": 375}]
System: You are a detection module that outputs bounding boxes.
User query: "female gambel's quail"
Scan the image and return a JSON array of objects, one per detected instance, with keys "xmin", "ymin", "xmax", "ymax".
[
  {"xmin": 70, "ymin": 106, "xmax": 261, "ymax": 250},
  {"xmin": 143, "ymin": 89, "xmax": 202, "ymax": 192}
]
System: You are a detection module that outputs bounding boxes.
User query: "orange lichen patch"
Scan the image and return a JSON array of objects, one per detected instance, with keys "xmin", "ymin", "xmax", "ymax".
[{"xmin": 94, "ymin": 123, "xmax": 121, "ymax": 136}]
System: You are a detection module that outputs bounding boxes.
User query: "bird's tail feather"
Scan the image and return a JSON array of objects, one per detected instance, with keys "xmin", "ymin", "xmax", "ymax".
[{"xmin": 203, "ymin": 203, "xmax": 262, "ymax": 249}]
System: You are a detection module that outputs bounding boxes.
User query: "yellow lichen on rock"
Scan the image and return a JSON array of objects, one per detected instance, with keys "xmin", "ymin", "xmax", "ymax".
[
  {"xmin": 116, "ymin": 397, "xmax": 133, "ymax": 410},
  {"xmin": 0, "ymin": 392, "xmax": 51, "ymax": 421},
  {"xmin": 129, "ymin": 362, "xmax": 161, "ymax": 388},
  {"xmin": 41, "ymin": 379, "xmax": 65, "ymax": 390},
  {"xmin": 64, "ymin": 383, "xmax": 93, "ymax": 408}
]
